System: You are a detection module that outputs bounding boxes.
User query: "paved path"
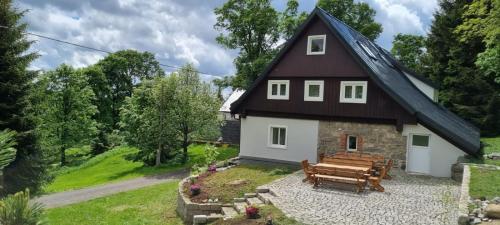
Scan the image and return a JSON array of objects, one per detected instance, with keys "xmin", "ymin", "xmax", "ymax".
[
  {"xmin": 33, "ymin": 169, "xmax": 188, "ymax": 208},
  {"xmin": 261, "ymin": 170, "xmax": 461, "ymax": 225}
]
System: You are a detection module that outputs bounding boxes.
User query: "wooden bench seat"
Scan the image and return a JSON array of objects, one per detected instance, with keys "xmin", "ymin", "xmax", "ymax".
[{"xmin": 312, "ymin": 166, "xmax": 368, "ymax": 193}]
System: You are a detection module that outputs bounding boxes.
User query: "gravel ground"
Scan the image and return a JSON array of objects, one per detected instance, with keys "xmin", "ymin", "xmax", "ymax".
[
  {"xmin": 261, "ymin": 169, "xmax": 460, "ymax": 225},
  {"xmin": 33, "ymin": 169, "xmax": 188, "ymax": 208}
]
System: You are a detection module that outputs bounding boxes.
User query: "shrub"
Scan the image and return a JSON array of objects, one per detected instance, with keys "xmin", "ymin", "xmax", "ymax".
[
  {"xmin": 190, "ymin": 184, "xmax": 201, "ymax": 196},
  {"xmin": 245, "ymin": 205, "xmax": 259, "ymax": 219},
  {"xmin": 0, "ymin": 189, "xmax": 45, "ymax": 225},
  {"xmin": 204, "ymin": 144, "xmax": 219, "ymax": 166}
]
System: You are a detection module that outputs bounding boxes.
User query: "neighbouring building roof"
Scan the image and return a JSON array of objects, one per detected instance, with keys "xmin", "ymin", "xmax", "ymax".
[
  {"xmin": 231, "ymin": 7, "xmax": 480, "ymax": 155},
  {"xmin": 220, "ymin": 89, "xmax": 245, "ymax": 112}
]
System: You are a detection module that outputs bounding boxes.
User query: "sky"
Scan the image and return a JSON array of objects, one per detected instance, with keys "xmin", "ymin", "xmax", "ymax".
[{"xmin": 16, "ymin": 0, "xmax": 439, "ymax": 81}]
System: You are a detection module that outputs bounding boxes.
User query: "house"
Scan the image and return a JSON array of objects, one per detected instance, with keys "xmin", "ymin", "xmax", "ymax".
[
  {"xmin": 230, "ymin": 8, "xmax": 480, "ymax": 177},
  {"xmin": 219, "ymin": 89, "xmax": 245, "ymax": 144}
]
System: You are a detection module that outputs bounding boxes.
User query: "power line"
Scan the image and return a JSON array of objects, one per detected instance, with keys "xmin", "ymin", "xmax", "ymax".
[{"xmin": 0, "ymin": 25, "xmax": 228, "ymax": 77}]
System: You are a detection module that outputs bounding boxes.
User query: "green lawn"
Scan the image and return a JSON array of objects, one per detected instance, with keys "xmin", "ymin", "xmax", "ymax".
[
  {"xmin": 189, "ymin": 164, "xmax": 296, "ymax": 203},
  {"xmin": 44, "ymin": 144, "xmax": 239, "ymax": 193},
  {"xmin": 469, "ymin": 166, "xmax": 500, "ymax": 199},
  {"xmin": 468, "ymin": 136, "xmax": 500, "ymax": 200},
  {"xmin": 46, "ymin": 181, "xmax": 183, "ymax": 225}
]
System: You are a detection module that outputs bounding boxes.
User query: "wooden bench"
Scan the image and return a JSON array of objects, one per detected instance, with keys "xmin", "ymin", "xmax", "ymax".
[{"xmin": 312, "ymin": 166, "xmax": 368, "ymax": 193}]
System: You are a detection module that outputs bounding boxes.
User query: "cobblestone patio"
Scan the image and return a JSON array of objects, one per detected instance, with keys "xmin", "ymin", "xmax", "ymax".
[{"xmin": 261, "ymin": 170, "xmax": 461, "ymax": 225}]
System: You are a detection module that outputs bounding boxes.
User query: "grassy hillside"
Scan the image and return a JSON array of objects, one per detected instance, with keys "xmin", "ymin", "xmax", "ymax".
[
  {"xmin": 469, "ymin": 137, "xmax": 500, "ymax": 199},
  {"xmin": 44, "ymin": 144, "xmax": 238, "ymax": 193}
]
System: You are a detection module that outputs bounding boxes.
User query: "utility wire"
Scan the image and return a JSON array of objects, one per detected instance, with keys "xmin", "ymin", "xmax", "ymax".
[{"xmin": 0, "ymin": 25, "xmax": 227, "ymax": 77}]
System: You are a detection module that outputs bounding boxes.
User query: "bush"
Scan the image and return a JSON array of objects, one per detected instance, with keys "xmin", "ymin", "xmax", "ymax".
[
  {"xmin": 0, "ymin": 189, "xmax": 45, "ymax": 225},
  {"xmin": 190, "ymin": 184, "xmax": 201, "ymax": 196},
  {"xmin": 204, "ymin": 144, "xmax": 219, "ymax": 166},
  {"xmin": 245, "ymin": 205, "xmax": 259, "ymax": 219}
]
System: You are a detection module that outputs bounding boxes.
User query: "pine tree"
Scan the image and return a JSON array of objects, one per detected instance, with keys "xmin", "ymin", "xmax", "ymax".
[
  {"xmin": 0, "ymin": 0, "xmax": 48, "ymax": 194},
  {"xmin": 425, "ymin": 0, "xmax": 498, "ymax": 135}
]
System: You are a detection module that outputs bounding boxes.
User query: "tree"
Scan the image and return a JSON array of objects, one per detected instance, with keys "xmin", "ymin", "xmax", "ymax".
[
  {"xmin": 96, "ymin": 50, "xmax": 164, "ymax": 132},
  {"xmin": 0, "ymin": 130, "xmax": 16, "ymax": 191},
  {"xmin": 0, "ymin": 0, "xmax": 48, "ymax": 195},
  {"xmin": 83, "ymin": 66, "xmax": 112, "ymax": 155},
  {"xmin": 425, "ymin": 0, "xmax": 500, "ymax": 136},
  {"xmin": 33, "ymin": 65, "xmax": 97, "ymax": 165},
  {"xmin": 455, "ymin": 0, "xmax": 500, "ymax": 84},
  {"xmin": 280, "ymin": 0, "xmax": 308, "ymax": 40},
  {"xmin": 212, "ymin": 76, "xmax": 233, "ymax": 101},
  {"xmin": 317, "ymin": 0, "xmax": 383, "ymax": 40},
  {"xmin": 120, "ymin": 78, "xmax": 179, "ymax": 166},
  {"xmin": 390, "ymin": 34, "xmax": 426, "ymax": 73},
  {"xmin": 214, "ymin": 0, "xmax": 281, "ymax": 89},
  {"xmin": 170, "ymin": 64, "xmax": 221, "ymax": 162}
]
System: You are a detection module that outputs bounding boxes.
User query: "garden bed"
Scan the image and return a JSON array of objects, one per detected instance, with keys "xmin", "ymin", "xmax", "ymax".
[{"xmin": 183, "ymin": 164, "xmax": 295, "ymax": 204}]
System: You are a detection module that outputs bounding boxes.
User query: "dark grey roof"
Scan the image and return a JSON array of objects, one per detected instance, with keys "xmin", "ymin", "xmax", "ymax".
[{"xmin": 232, "ymin": 7, "xmax": 480, "ymax": 155}]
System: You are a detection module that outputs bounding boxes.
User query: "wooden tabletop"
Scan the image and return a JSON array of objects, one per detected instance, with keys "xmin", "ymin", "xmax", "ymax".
[{"xmin": 314, "ymin": 163, "xmax": 371, "ymax": 172}]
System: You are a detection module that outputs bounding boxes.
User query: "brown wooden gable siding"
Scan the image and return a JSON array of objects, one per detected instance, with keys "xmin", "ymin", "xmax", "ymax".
[
  {"xmin": 236, "ymin": 15, "xmax": 416, "ymax": 127},
  {"xmin": 240, "ymin": 77, "xmax": 415, "ymax": 125},
  {"xmin": 269, "ymin": 17, "xmax": 367, "ymax": 78}
]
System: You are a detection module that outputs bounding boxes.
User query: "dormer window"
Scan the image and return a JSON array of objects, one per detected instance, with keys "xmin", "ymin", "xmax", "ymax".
[
  {"xmin": 307, "ymin": 35, "xmax": 326, "ymax": 55},
  {"xmin": 340, "ymin": 81, "xmax": 367, "ymax": 104},
  {"xmin": 267, "ymin": 80, "xmax": 289, "ymax": 100}
]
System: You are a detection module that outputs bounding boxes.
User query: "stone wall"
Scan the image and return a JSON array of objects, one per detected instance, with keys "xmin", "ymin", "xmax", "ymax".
[
  {"xmin": 176, "ymin": 177, "xmax": 222, "ymax": 224},
  {"xmin": 317, "ymin": 121, "xmax": 407, "ymax": 167}
]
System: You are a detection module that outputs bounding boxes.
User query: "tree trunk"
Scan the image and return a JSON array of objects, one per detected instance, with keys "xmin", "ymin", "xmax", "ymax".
[
  {"xmin": 156, "ymin": 144, "xmax": 162, "ymax": 167},
  {"xmin": 60, "ymin": 146, "xmax": 66, "ymax": 166},
  {"xmin": 182, "ymin": 132, "xmax": 189, "ymax": 163}
]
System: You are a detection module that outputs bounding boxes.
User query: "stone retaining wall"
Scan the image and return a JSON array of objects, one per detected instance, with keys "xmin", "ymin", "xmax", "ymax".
[
  {"xmin": 318, "ymin": 121, "xmax": 407, "ymax": 167},
  {"xmin": 457, "ymin": 165, "xmax": 470, "ymax": 225},
  {"xmin": 176, "ymin": 177, "xmax": 222, "ymax": 224}
]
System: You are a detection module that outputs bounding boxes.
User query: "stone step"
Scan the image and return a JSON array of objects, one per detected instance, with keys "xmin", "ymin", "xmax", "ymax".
[
  {"xmin": 257, "ymin": 192, "xmax": 275, "ymax": 205},
  {"xmin": 221, "ymin": 206, "xmax": 238, "ymax": 219},
  {"xmin": 234, "ymin": 202, "xmax": 247, "ymax": 214},
  {"xmin": 244, "ymin": 193, "xmax": 257, "ymax": 198},
  {"xmin": 233, "ymin": 197, "xmax": 246, "ymax": 202},
  {"xmin": 256, "ymin": 187, "xmax": 270, "ymax": 193},
  {"xmin": 246, "ymin": 197, "xmax": 264, "ymax": 206}
]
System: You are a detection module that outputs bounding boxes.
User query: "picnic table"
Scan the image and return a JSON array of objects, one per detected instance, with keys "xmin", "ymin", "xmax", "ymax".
[{"xmin": 302, "ymin": 154, "xmax": 388, "ymax": 193}]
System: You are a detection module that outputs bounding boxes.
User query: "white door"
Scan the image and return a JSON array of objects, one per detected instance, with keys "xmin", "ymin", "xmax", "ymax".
[{"xmin": 407, "ymin": 134, "xmax": 431, "ymax": 174}]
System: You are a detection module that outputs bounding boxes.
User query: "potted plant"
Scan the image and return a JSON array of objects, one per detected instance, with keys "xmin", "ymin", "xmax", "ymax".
[
  {"xmin": 190, "ymin": 184, "xmax": 201, "ymax": 196},
  {"xmin": 245, "ymin": 205, "xmax": 259, "ymax": 219}
]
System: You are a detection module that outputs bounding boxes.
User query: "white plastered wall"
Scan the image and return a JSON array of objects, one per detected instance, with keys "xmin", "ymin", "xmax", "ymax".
[
  {"xmin": 240, "ymin": 116, "xmax": 319, "ymax": 163},
  {"xmin": 403, "ymin": 123, "xmax": 466, "ymax": 177},
  {"xmin": 406, "ymin": 75, "xmax": 437, "ymax": 102}
]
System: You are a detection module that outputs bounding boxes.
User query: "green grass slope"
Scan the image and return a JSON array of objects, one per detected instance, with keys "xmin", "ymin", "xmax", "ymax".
[{"xmin": 44, "ymin": 144, "xmax": 238, "ymax": 193}]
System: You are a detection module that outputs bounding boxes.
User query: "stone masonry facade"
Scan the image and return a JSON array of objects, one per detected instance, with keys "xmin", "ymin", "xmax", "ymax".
[{"xmin": 317, "ymin": 121, "xmax": 407, "ymax": 168}]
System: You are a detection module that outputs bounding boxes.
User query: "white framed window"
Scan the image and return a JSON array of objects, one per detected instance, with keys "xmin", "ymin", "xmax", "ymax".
[
  {"xmin": 411, "ymin": 134, "xmax": 430, "ymax": 147},
  {"xmin": 340, "ymin": 81, "xmax": 368, "ymax": 104},
  {"xmin": 268, "ymin": 125, "xmax": 287, "ymax": 149},
  {"xmin": 347, "ymin": 135, "xmax": 357, "ymax": 151},
  {"xmin": 307, "ymin": 35, "xmax": 326, "ymax": 55},
  {"xmin": 304, "ymin": 80, "xmax": 324, "ymax": 101},
  {"xmin": 267, "ymin": 80, "xmax": 289, "ymax": 100}
]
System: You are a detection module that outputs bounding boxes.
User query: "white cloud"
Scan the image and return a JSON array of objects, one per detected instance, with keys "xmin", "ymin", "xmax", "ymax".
[
  {"xmin": 362, "ymin": 0, "xmax": 438, "ymax": 49},
  {"xmin": 18, "ymin": 0, "xmax": 237, "ymax": 77}
]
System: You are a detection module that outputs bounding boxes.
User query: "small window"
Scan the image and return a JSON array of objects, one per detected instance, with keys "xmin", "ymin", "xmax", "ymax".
[
  {"xmin": 340, "ymin": 81, "xmax": 367, "ymax": 104},
  {"xmin": 307, "ymin": 35, "xmax": 326, "ymax": 55},
  {"xmin": 412, "ymin": 135, "xmax": 430, "ymax": 147},
  {"xmin": 347, "ymin": 135, "xmax": 357, "ymax": 151},
  {"xmin": 267, "ymin": 80, "xmax": 289, "ymax": 100},
  {"xmin": 269, "ymin": 125, "xmax": 287, "ymax": 149},
  {"xmin": 304, "ymin": 80, "xmax": 324, "ymax": 101}
]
